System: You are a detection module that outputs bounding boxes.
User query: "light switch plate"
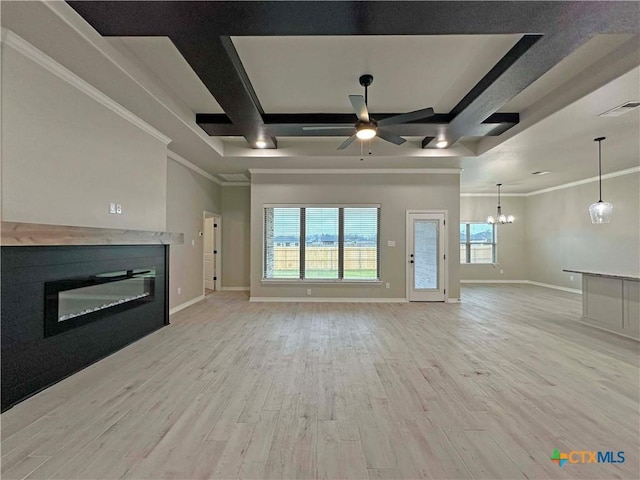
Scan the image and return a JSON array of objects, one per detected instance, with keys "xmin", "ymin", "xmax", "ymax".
[
  {"xmin": 387, "ymin": 240, "xmax": 396, "ymax": 247},
  {"xmin": 109, "ymin": 203, "xmax": 116, "ymax": 214},
  {"xmin": 116, "ymin": 204, "xmax": 122, "ymax": 214}
]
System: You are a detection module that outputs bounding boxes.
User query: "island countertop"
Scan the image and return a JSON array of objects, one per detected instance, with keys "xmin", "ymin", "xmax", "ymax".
[{"xmin": 563, "ymin": 269, "xmax": 640, "ymax": 282}]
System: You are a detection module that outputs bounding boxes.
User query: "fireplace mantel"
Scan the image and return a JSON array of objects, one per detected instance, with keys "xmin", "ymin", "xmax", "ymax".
[{"xmin": 1, "ymin": 221, "xmax": 183, "ymax": 246}]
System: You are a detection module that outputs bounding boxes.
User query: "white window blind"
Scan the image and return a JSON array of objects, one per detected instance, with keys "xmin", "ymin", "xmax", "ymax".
[
  {"xmin": 263, "ymin": 206, "xmax": 380, "ymax": 280},
  {"xmin": 343, "ymin": 208, "xmax": 379, "ymax": 279}
]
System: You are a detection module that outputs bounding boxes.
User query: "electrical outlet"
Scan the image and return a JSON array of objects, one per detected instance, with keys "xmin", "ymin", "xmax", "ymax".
[
  {"xmin": 116, "ymin": 204, "xmax": 122, "ymax": 214},
  {"xmin": 306, "ymin": 289, "xmax": 312, "ymax": 296},
  {"xmin": 570, "ymin": 275, "xmax": 574, "ymax": 281},
  {"xmin": 500, "ymin": 269, "xmax": 504, "ymax": 275},
  {"xmin": 109, "ymin": 202, "xmax": 116, "ymax": 214},
  {"xmin": 191, "ymin": 239, "xmax": 195, "ymax": 246},
  {"xmin": 177, "ymin": 287, "xmax": 181, "ymax": 295},
  {"xmin": 386, "ymin": 282, "xmax": 390, "ymax": 289}
]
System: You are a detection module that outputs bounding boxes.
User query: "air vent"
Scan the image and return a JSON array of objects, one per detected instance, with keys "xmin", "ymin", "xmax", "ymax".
[
  {"xmin": 599, "ymin": 101, "xmax": 640, "ymax": 117},
  {"xmin": 531, "ymin": 171, "xmax": 550, "ymax": 176},
  {"xmin": 218, "ymin": 173, "xmax": 249, "ymax": 182}
]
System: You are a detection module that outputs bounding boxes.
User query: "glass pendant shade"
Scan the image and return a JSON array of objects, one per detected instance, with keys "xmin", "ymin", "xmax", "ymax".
[
  {"xmin": 589, "ymin": 200, "xmax": 613, "ymax": 224},
  {"xmin": 487, "ymin": 184, "xmax": 514, "ymax": 224},
  {"xmin": 590, "ymin": 137, "xmax": 613, "ymax": 224}
]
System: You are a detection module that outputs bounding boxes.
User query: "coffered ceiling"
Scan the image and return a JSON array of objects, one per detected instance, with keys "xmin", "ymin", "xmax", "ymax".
[{"xmin": 1, "ymin": 1, "xmax": 638, "ymax": 192}]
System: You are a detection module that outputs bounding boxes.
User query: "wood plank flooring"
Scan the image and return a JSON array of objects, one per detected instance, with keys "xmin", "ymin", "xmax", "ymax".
[{"xmin": 2, "ymin": 284, "xmax": 639, "ymax": 479}]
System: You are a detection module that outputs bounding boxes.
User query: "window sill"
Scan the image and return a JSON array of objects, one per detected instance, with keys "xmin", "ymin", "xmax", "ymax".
[
  {"xmin": 460, "ymin": 263, "xmax": 500, "ymax": 266},
  {"xmin": 262, "ymin": 279, "xmax": 383, "ymax": 286}
]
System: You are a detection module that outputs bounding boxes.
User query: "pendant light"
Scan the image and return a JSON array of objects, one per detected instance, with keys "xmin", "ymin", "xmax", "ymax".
[
  {"xmin": 487, "ymin": 183, "xmax": 514, "ymax": 225},
  {"xmin": 589, "ymin": 137, "xmax": 613, "ymax": 224}
]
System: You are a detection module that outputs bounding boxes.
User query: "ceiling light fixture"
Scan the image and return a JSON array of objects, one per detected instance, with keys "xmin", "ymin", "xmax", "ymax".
[
  {"xmin": 435, "ymin": 140, "xmax": 449, "ymax": 148},
  {"xmin": 487, "ymin": 183, "xmax": 514, "ymax": 225},
  {"xmin": 589, "ymin": 136, "xmax": 613, "ymax": 224},
  {"xmin": 356, "ymin": 123, "xmax": 377, "ymax": 140},
  {"xmin": 255, "ymin": 140, "xmax": 267, "ymax": 149}
]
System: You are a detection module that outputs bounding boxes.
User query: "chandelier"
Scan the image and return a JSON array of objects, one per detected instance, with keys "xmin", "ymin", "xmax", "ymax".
[
  {"xmin": 589, "ymin": 137, "xmax": 613, "ymax": 224},
  {"xmin": 487, "ymin": 183, "xmax": 514, "ymax": 225}
]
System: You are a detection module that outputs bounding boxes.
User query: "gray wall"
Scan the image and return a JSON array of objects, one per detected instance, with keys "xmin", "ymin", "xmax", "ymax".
[
  {"xmin": 221, "ymin": 186, "xmax": 251, "ymax": 289},
  {"xmin": 250, "ymin": 172, "xmax": 461, "ymax": 299},
  {"xmin": 1, "ymin": 41, "xmax": 167, "ymax": 231},
  {"xmin": 166, "ymin": 158, "xmax": 221, "ymax": 308},
  {"xmin": 526, "ymin": 172, "xmax": 640, "ymax": 289},
  {"xmin": 460, "ymin": 196, "xmax": 528, "ymax": 281}
]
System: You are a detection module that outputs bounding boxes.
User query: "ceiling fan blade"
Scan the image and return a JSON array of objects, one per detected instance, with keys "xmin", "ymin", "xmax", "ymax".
[
  {"xmin": 377, "ymin": 107, "xmax": 435, "ymax": 126},
  {"xmin": 349, "ymin": 95, "xmax": 369, "ymax": 122},
  {"xmin": 337, "ymin": 134, "xmax": 357, "ymax": 150},
  {"xmin": 303, "ymin": 126, "xmax": 351, "ymax": 130},
  {"xmin": 377, "ymin": 130, "xmax": 407, "ymax": 146}
]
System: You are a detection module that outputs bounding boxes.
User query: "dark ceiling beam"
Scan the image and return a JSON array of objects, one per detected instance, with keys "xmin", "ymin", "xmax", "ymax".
[
  {"xmin": 171, "ymin": 36, "xmax": 276, "ymax": 148},
  {"xmin": 435, "ymin": 29, "xmax": 597, "ymax": 148},
  {"xmin": 196, "ymin": 113, "xmax": 518, "ymax": 138},
  {"xmin": 67, "ymin": 2, "xmax": 640, "ymax": 36},
  {"xmin": 422, "ymin": 34, "xmax": 541, "ymax": 148}
]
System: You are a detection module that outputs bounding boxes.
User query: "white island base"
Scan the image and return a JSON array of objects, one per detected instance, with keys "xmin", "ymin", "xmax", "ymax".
[{"xmin": 564, "ymin": 270, "xmax": 640, "ymax": 340}]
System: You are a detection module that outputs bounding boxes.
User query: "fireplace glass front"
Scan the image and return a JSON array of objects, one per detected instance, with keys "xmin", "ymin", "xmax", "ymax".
[{"xmin": 45, "ymin": 268, "xmax": 156, "ymax": 337}]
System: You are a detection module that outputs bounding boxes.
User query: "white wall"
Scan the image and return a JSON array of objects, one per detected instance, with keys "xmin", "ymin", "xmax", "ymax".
[
  {"xmin": 221, "ymin": 186, "xmax": 251, "ymax": 289},
  {"xmin": 250, "ymin": 172, "xmax": 461, "ymax": 300},
  {"xmin": 166, "ymin": 158, "xmax": 221, "ymax": 309},
  {"xmin": 1, "ymin": 40, "xmax": 167, "ymax": 230},
  {"xmin": 526, "ymin": 172, "xmax": 640, "ymax": 289},
  {"xmin": 460, "ymin": 196, "xmax": 528, "ymax": 281}
]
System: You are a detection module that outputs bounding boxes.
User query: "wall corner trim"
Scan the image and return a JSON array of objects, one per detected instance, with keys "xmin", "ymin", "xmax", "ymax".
[
  {"xmin": 169, "ymin": 294, "xmax": 205, "ymax": 315},
  {"xmin": 167, "ymin": 150, "xmax": 221, "ymax": 184},
  {"xmin": 1, "ymin": 28, "xmax": 172, "ymax": 145}
]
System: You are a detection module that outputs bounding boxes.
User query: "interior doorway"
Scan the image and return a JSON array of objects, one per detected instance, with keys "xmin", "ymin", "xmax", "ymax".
[{"xmin": 203, "ymin": 212, "xmax": 221, "ymax": 294}]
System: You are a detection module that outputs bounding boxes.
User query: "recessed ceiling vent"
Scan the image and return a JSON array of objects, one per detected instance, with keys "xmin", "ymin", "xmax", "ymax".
[
  {"xmin": 598, "ymin": 101, "xmax": 640, "ymax": 117},
  {"xmin": 218, "ymin": 173, "xmax": 249, "ymax": 182},
  {"xmin": 531, "ymin": 171, "xmax": 550, "ymax": 175}
]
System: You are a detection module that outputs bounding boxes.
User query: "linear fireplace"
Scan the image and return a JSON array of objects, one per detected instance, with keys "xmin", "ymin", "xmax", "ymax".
[{"xmin": 45, "ymin": 268, "xmax": 156, "ymax": 337}]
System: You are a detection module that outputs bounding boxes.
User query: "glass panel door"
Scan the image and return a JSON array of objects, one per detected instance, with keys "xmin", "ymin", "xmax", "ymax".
[
  {"xmin": 408, "ymin": 213, "xmax": 446, "ymax": 301},
  {"xmin": 414, "ymin": 220, "xmax": 439, "ymax": 290}
]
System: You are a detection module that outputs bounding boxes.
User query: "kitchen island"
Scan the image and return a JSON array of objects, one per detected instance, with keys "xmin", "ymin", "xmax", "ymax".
[{"xmin": 563, "ymin": 269, "xmax": 639, "ymax": 340}]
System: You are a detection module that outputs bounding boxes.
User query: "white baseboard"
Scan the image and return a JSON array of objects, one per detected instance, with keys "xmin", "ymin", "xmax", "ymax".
[
  {"xmin": 249, "ymin": 297, "xmax": 408, "ymax": 303},
  {"xmin": 220, "ymin": 286, "xmax": 250, "ymax": 291},
  {"xmin": 461, "ymin": 279, "xmax": 581, "ymax": 294},
  {"xmin": 169, "ymin": 294, "xmax": 205, "ymax": 315},
  {"xmin": 526, "ymin": 281, "xmax": 582, "ymax": 294},
  {"xmin": 447, "ymin": 298, "xmax": 461, "ymax": 303},
  {"xmin": 461, "ymin": 280, "xmax": 528, "ymax": 284}
]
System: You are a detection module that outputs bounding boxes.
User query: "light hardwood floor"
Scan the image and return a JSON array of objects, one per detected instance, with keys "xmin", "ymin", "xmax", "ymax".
[{"xmin": 2, "ymin": 285, "xmax": 639, "ymax": 479}]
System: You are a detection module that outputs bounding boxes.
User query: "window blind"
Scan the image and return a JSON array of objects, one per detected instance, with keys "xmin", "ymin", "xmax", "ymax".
[{"xmin": 263, "ymin": 206, "xmax": 380, "ymax": 280}]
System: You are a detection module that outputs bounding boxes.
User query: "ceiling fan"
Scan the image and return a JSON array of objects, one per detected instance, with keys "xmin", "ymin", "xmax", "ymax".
[{"xmin": 303, "ymin": 74, "xmax": 435, "ymax": 150}]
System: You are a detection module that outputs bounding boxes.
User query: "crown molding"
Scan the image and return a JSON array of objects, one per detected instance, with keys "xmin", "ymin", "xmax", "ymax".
[
  {"xmin": 461, "ymin": 166, "xmax": 640, "ymax": 197},
  {"xmin": 248, "ymin": 168, "xmax": 462, "ymax": 175},
  {"xmin": 1, "ymin": 28, "xmax": 172, "ymax": 146},
  {"xmin": 525, "ymin": 166, "xmax": 640, "ymax": 196},
  {"xmin": 167, "ymin": 150, "xmax": 221, "ymax": 185},
  {"xmin": 460, "ymin": 193, "xmax": 526, "ymax": 197}
]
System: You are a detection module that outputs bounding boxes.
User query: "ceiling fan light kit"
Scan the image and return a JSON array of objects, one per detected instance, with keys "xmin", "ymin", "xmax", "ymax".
[
  {"xmin": 487, "ymin": 183, "xmax": 514, "ymax": 225},
  {"xmin": 305, "ymin": 74, "xmax": 435, "ymax": 150},
  {"xmin": 589, "ymin": 136, "xmax": 613, "ymax": 224}
]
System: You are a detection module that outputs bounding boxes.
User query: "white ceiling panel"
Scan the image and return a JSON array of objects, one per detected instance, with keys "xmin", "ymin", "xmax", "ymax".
[{"xmin": 232, "ymin": 35, "xmax": 522, "ymax": 114}]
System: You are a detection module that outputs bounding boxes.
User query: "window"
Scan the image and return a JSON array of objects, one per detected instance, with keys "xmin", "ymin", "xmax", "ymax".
[
  {"xmin": 460, "ymin": 223, "xmax": 496, "ymax": 264},
  {"xmin": 264, "ymin": 206, "xmax": 380, "ymax": 280}
]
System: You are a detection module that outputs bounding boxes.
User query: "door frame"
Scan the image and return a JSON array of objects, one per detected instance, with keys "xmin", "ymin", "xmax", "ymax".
[
  {"xmin": 405, "ymin": 210, "xmax": 448, "ymax": 302},
  {"xmin": 202, "ymin": 211, "xmax": 222, "ymax": 295}
]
